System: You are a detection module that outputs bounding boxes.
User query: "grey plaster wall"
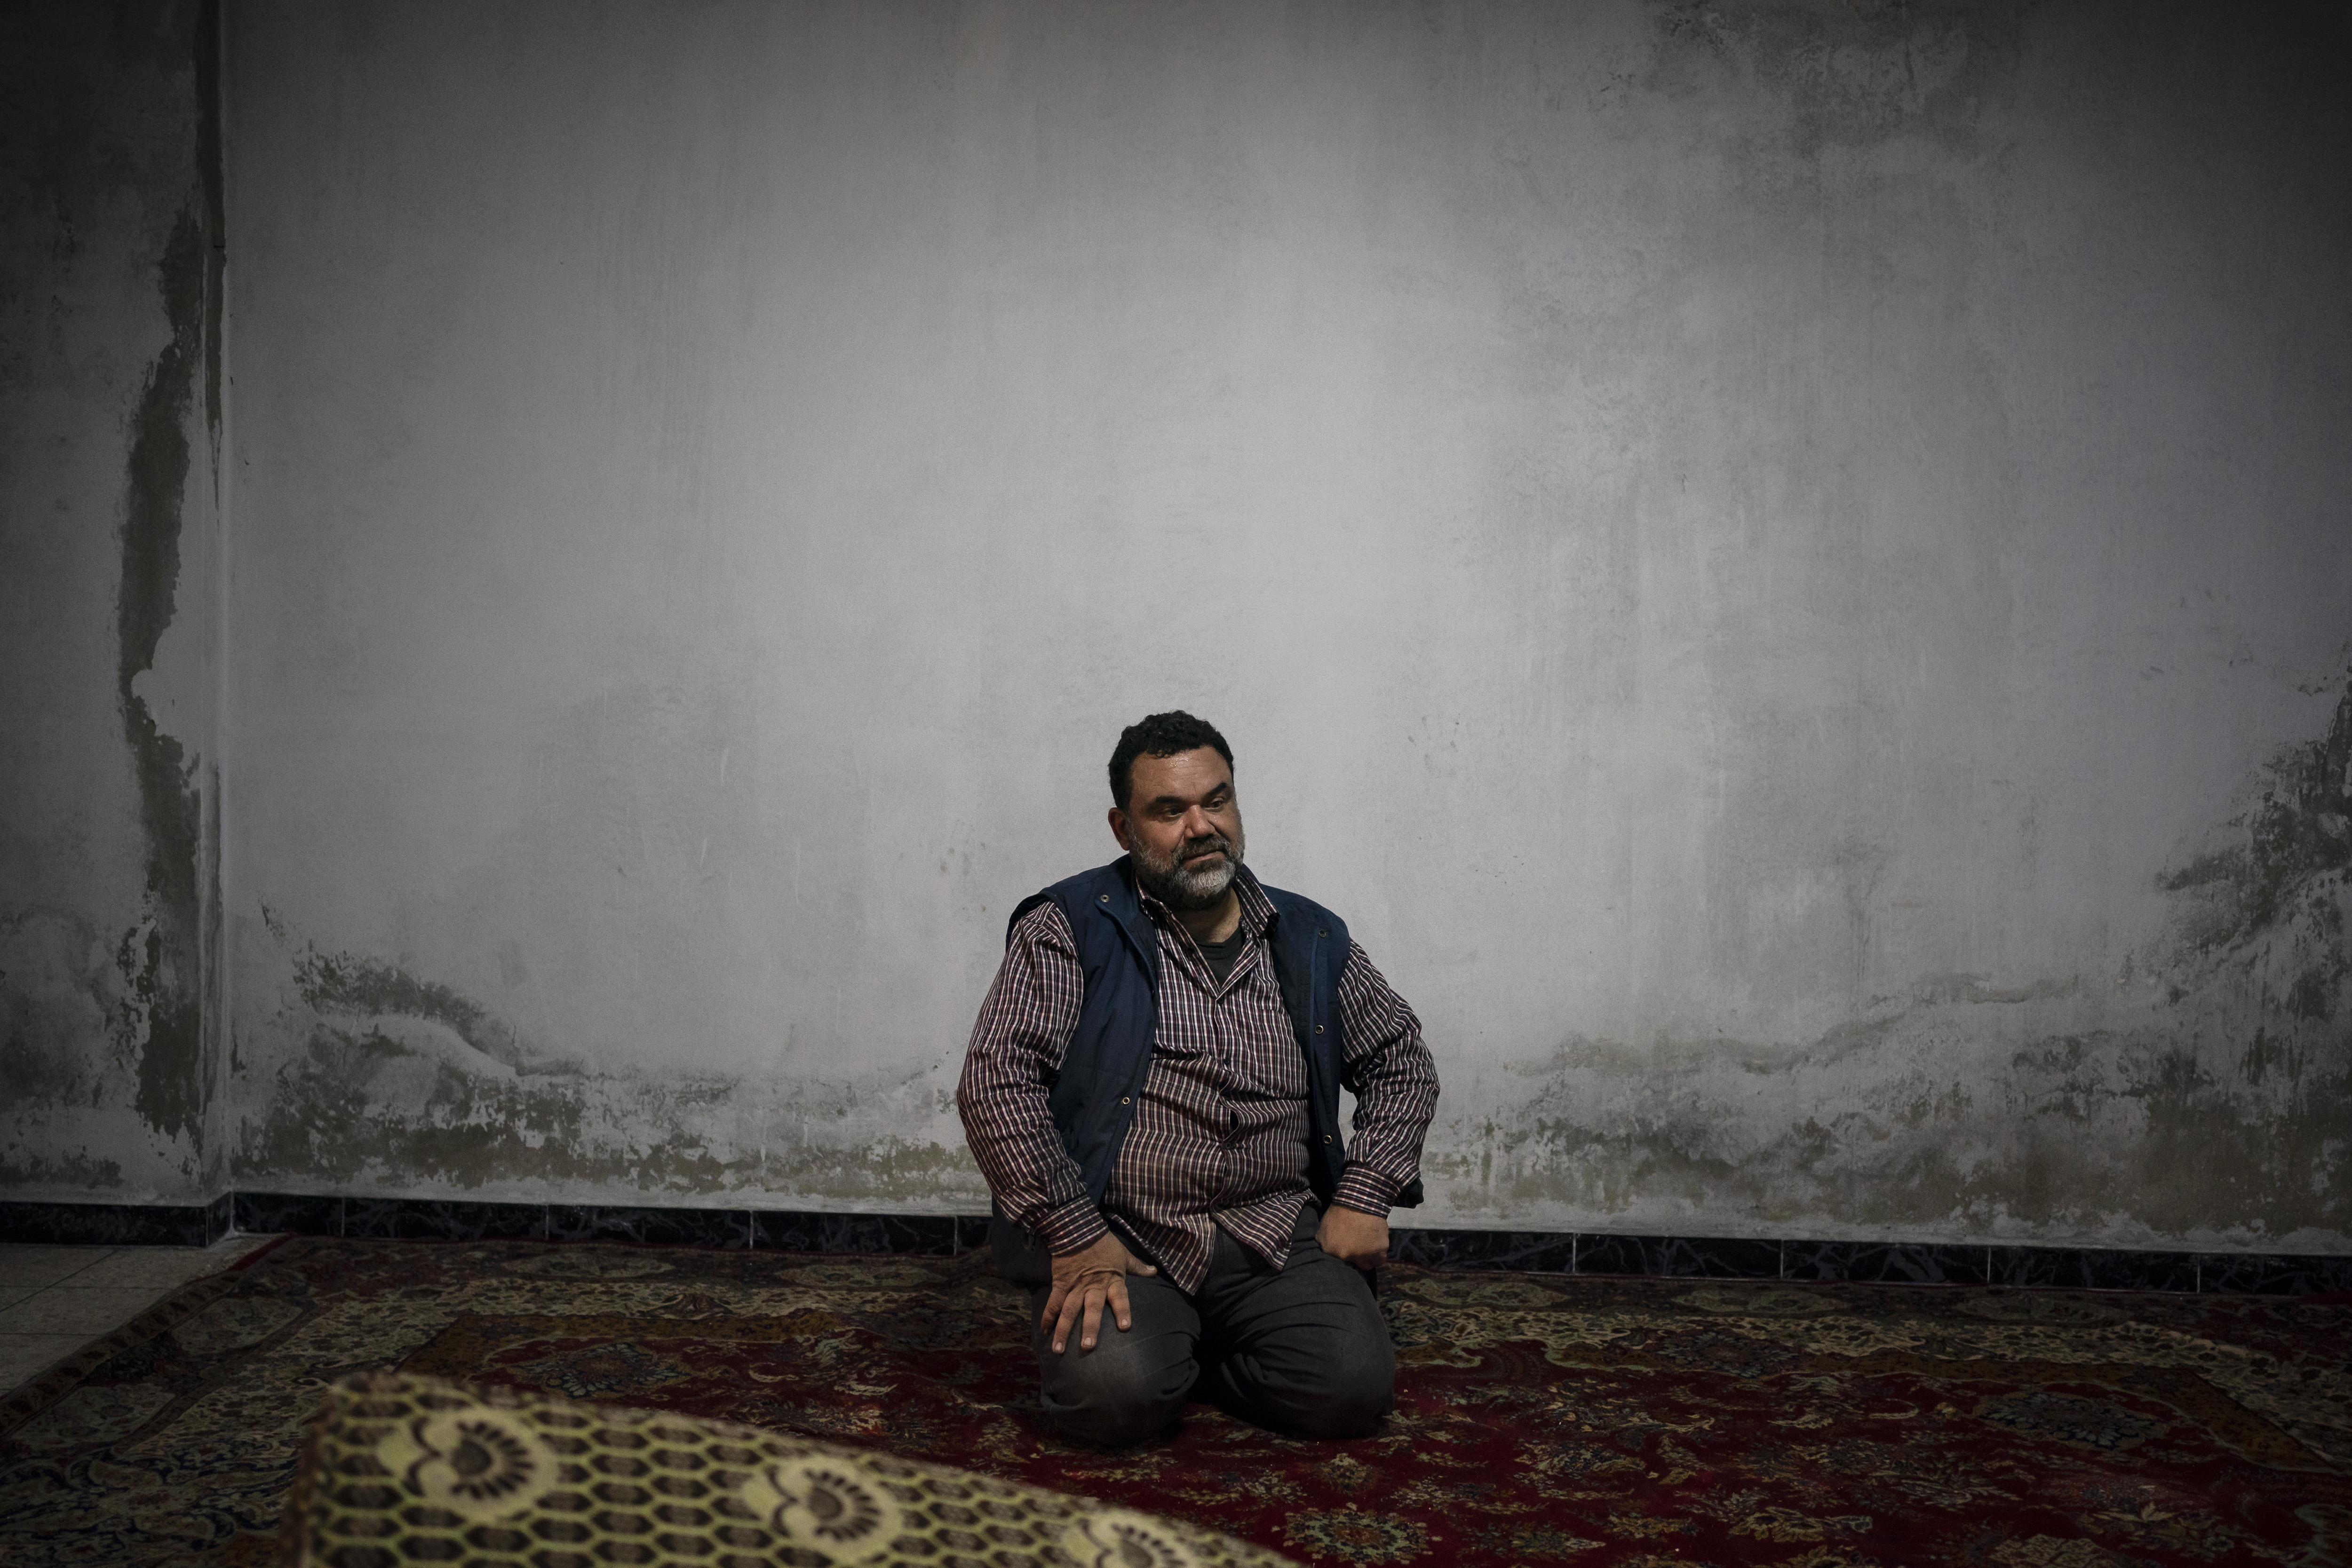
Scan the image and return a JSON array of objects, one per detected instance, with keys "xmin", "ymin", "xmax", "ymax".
[
  {"xmin": 16, "ymin": 0, "xmax": 2345, "ymax": 1251},
  {"xmin": 1, "ymin": 1, "xmax": 226, "ymax": 1203}
]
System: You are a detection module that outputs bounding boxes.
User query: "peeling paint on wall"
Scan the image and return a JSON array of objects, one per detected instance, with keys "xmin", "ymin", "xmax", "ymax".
[
  {"xmin": 222, "ymin": 689, "xmax": 2352, "ymax": 1242},
  {"xmin": 2161, "ymin": 680, "xmax": 2352, "ymax": 964},
  {"xmin": 291, "ymin": 934, "xmax": 528, "ymax": 1075},
  {"xmin": 118, "ymin": 197, "xmax": 209, "ymax": 1148},
  {"xmin": 2, "ymin": 0, "xmax": 223, "ymax": 1198},
  {"xmin": 1423, "ymin": 680, "xmax": 2352, "ymax": 1249},
  {"xmin": 231, "ymin": 916, "xmax": 984, "ymax": 1207}
]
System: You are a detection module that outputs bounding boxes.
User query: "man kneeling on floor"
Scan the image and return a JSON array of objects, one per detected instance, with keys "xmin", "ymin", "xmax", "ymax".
[{"xmin": 958, "ymin": 711, "xmax": 1441, "ymax": 1444}]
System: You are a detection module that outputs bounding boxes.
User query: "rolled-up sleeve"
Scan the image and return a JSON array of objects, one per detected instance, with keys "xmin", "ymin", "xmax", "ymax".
[
  {"xmin": 956, "ymin": 902, "xmax": 1108, "ymax": 1256},
  {"xmin": 1328, "ymin": 942, "xmax": 1439, "ymax": 1218}
]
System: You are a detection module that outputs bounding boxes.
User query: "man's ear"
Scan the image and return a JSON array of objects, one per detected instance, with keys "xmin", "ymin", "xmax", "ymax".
[{"xmin": 1107, "ymin": 807, "xmax": 1133, "ymax": 851}]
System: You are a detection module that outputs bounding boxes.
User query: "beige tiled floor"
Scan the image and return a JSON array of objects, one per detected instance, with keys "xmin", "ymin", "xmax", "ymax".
[{"xmin": 0, "ymin": 1234, "xmax": 278, "ymax": 1396}]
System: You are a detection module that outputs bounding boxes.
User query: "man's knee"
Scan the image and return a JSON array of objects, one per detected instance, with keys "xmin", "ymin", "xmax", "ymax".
[
  {"xmin": 1031, "ymin": 1286, "xmax": 1196, "ymax": 1446},
  {"xmin": 1038, "ymin": 1330, "xmax": 1194, "ymax": 1445},
  {"xmin": 1212, "ymin": 1261, "xmax": 1398, "ymax": 1439},
  {"xmin": 1258, "ymin": 1334, "xmax": 1395, "ymax": 1439}
]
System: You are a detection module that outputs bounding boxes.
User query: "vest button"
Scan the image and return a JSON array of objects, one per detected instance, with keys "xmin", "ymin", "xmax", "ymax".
[
  {"xmin": 1120, "ymin": 1096, "xmax": 1130, "ymax": 1104},
  {"xmin": 1099, "ymin": 893, "xmax": 1110, "ymax": 903},
  {"xmin": 1315, "ymin": 1024, "xmax": 1324, "ymax": 1033}
]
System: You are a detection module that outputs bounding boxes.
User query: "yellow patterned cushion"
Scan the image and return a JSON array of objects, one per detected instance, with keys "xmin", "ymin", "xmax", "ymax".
[{"xmin": 280, "ymin": 1372, "xmax": 1296, "ymax": 1567}]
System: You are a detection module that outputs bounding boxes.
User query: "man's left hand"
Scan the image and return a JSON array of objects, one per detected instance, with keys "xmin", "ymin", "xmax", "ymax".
[{"xmin": 1317, "ymin": 1205, "xmax": 1389, "ymax": 1271}]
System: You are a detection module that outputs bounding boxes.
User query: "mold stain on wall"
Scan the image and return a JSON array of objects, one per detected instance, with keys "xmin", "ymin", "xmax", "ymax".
[
  {"xmin": 1433, "ymin": 679, "xmax": 2352, "ymax": 1249},
  {"xmin": 116, "ymin": 0, "xmax": 224, "ymax": 1156},
  {"xmin": 225, "ymin": 685, "xmax": 2352, "ymax": 1235},
  {"xmin": 2124, "ymin": 675, "xmax": 2352, "ymax": 1235},
  {"xmin": 228, "ymin": 692, "xmax": 2351, "ymax": 1241},
  {"xmin": 231, "ymin": 917, "xmax": 984, "ymax": 1206},
  {"xmin": 1, "ymin": 0, "xmax": 224, "ymax": 1193}
]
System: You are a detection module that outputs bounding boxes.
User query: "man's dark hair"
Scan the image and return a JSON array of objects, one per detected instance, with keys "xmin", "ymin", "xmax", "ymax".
[{"xmin": 1109, "ymin": 711, "xmax": 1234, "ymax": 811}]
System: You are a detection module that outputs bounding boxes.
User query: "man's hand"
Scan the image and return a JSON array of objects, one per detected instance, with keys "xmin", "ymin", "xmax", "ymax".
[
  {"xmin": 1041, "ymin": 1231, "xmax": 1157, "ymax": 1354},
  {"xmin": 1317, "ymin": 1205, "xmax": 1390, "ymax": 1271}
]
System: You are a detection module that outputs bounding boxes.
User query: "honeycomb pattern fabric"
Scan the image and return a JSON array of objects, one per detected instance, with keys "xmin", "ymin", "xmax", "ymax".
[{"xmin": 280, "ymin": 1372, "xmax": 1298, "ymax": 1568}]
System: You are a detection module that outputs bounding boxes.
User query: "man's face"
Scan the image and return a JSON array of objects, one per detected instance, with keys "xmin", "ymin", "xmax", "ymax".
[{"xmin": 1111, "ymin": 747, "xmax": 1246, "ymax": 911}]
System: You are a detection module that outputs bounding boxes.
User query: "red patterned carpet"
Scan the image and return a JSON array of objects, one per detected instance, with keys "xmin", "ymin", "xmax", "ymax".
[{"xmin": 2, "ymin": 1235, "xmax": 2348, "ymax": 1565}]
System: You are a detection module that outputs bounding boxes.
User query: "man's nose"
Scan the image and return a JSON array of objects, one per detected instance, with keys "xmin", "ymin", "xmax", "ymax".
[{"xmin": 1180, "ymin": 807, "xmax": 1218, "ymax": 842}]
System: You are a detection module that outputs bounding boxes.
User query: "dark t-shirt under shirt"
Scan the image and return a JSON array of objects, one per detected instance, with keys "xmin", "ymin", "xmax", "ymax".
[{"xmin": 1195, "ymin": 925, "xmax": 1250, "ymax": 987}]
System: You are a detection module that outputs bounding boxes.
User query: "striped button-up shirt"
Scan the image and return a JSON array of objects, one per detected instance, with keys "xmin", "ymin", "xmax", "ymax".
[{"xmin": 959, "ymin": 863, "xmax": 1439, "ymax": 1292}]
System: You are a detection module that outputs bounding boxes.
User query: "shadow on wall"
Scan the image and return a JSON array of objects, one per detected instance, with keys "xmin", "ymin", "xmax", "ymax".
[{"xmin": 1441, "ymin": 678, "xmax": 2352, "ymax": 1249}]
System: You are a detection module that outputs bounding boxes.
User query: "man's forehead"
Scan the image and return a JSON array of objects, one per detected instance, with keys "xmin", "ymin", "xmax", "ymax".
[{"xmin": 1129, "ymin": 747, "xmax": 1232, "ymax": 798}]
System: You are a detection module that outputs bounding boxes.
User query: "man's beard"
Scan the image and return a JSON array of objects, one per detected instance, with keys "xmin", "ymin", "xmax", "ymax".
[{"xmin": 1130, "ymin": 827, "xmax": 1244, "ymax": 911}]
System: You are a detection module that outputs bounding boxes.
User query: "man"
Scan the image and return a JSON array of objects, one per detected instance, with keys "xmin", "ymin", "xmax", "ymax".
[{"xmin": 958, "ymin": 711, "xmax": 1440, "ymax": 1445}]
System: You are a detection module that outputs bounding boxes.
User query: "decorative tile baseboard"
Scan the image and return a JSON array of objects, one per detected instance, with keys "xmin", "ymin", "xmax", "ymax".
[
  {"xmin": 3, "ymin": 1194, "xmax": 2346, "ymax": 1296},
  {"xmin": 0, "ymin": 1193, "xmax": 235, "ymax": 1248},
  {"xmin": 229, "ymin": 1195, "xmax": 989, "ymax": 1255},
  {"xmin": 1387, "ymin": 1228, "xmax": 2350, "ymax": 1294}
]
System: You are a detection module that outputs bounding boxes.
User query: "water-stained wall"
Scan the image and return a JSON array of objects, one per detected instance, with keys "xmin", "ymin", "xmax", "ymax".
[
  {"xmin": 45, "ymin": 0, "xmax": 2348, "ymax": 1250},
  {"xmin": 1, "ymin": 2, "xmax": 226, "ymax": 1202}
]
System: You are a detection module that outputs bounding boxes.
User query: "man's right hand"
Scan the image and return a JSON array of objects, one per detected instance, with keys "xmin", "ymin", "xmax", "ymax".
[{"xmin": 1041, "ymin": 1231, "xmax": 1157, "ymax": 1354}]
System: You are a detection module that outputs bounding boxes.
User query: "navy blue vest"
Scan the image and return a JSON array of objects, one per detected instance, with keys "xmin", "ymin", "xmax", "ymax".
[{"xmin": 988, "ymin": 856, "xmax": 1416, "ymax": 1282}]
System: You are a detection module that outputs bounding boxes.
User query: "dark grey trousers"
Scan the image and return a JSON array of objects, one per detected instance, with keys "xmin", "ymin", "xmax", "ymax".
[{"xmin": 1028, "ymin": 1203, "xmax": 1395, "ymax": 1446}]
